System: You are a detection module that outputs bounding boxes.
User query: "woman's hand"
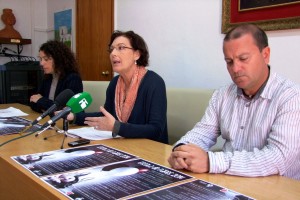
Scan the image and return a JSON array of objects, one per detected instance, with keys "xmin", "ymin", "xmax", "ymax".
[
  {"xmin": 84, "ymin": 106, "xmax": 115, "ymax": 131},
  {"xmin": 66, "ymin": 112, "xmax": 75, "ymax": 121},
  {"xmin": 30, "ymin": 94, "xmax": 42, "ymax": 103}
]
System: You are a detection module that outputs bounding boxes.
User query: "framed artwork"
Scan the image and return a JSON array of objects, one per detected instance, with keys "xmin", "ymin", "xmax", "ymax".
[
  {"xmin": 222, "ymin": 0, "xmax": 300, "ymax": 33},
  {"xmin": 54, "ymin": 9, "xmax": 72, "ymax": 49}
]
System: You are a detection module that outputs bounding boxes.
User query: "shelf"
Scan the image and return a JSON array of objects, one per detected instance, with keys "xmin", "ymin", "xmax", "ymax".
[
  {"xmin": 0, "ymin": 37, "xmax": 31, "ymax": 45},
  {"xmin": 0, "ymin": 37, "xmax": 32, "ymax": 61}
]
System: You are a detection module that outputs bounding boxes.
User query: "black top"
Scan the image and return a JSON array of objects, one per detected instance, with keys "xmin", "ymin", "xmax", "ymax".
[
  {"xmin": 30, "ymin": 72, "xmax": 83, "ymax": 113},
  {"xmin": 74, "ymin": 70, "xmax": 168, "ymax": 144}
]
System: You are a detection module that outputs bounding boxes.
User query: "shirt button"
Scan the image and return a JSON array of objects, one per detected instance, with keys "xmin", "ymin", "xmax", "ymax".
[
  {"xmin": 245, "ymin": 103, "xmax": 250, "ymax": 107},
  {"xmin": 240, "ymin": 126, "xmax": 244, "ymax": 129}
]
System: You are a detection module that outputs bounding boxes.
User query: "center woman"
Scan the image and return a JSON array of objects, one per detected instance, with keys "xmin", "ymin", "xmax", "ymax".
[{"xmin": 68, "ymin": 31, "xmax": 168, "ymax": 144}]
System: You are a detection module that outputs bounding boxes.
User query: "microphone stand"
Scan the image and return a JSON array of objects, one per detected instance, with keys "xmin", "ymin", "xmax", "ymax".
[
  {"xmin": 60, "ymin": 117, "xmax": 69, "ymax": 149},
  {"xmin": 43, "ymin": 116, "xmax": 69, "ymax": 149},
  {"xmin": 35, "ymin": 125, "xmax": 51, "ymax": 137},
  {"xmin": 48, "ymin": 112, "xmax": 63, "ymax": 133},
  {"xmin": 52, "ymin": 123, "xmax": 63, "ymax": 133}
]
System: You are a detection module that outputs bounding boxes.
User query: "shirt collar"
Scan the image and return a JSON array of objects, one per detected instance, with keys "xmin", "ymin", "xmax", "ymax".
[{"xmin": 237, "ymin": 65, "xmax": 271, "ymax": 100}]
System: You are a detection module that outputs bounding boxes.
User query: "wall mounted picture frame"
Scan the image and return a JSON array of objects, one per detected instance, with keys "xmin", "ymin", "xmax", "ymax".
[
  {"xmin": 222, "ymin": 0, "xmax": 300, "ymax": 33},
  {"xmin": 54, "ymin": 9, "xmax": 72, "ymax": 49}
]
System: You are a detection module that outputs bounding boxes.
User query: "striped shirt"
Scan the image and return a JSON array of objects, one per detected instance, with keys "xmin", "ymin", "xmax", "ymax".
[{"xmin": 176, "ymin": 72, "xmax": 300, "ymax": 180}]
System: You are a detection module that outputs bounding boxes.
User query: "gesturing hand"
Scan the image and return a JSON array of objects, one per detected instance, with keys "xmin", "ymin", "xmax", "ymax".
[{"xmin": 84, "ymin": 106, "xmax": 115, "ymax": 131}]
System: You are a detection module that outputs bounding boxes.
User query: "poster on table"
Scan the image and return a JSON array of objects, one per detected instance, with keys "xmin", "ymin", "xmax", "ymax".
[
  {"xmin": 129, "ymin": 179, "xmax": 255, "ymax": 200},
  {"xmin": 41, "ymin": 158, "xmax": 193, "ymax": 200},
  {"xmin": 11, "ymin": 144, "xmax": 252, "ymax": 200},
  {"xmin": 12, "ymin": 144, "xmax": 137, "ymax": 176},
  {"xmin": 0, "ymin": 117, "xmax": 41, "ymax": 135}
]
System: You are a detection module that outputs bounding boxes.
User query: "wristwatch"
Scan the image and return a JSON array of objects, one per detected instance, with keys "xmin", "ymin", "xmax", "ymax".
[
  {"xmin": 112, "ymin": 120, "xmax": 120, "ymax": 138},
  {"xmin": 112, "ymin": 131, "xmax": 118, "ymax": 138}
]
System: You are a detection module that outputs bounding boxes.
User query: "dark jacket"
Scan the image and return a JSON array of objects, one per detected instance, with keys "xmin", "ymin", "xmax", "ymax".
[
  {"xmin": 74, "ymin": 70, "xmax": 168, "ymax": 144},
  {"xmin": 30, "ymin": 73, "xmax": 83, "ymax": 113}
]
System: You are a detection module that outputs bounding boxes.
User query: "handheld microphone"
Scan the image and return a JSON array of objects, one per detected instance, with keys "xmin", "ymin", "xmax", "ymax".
[
  {"xmin": 39, "ymin": 92, "xmax": 93, "ymax": 130},
  {"xmin": 31, "ymin": 89, "xmax": 75, "ymax": 126}
]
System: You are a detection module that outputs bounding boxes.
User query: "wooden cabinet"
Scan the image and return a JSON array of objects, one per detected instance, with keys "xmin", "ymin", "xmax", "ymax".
[{"xmin": 76, "ymin": 0, "xmax": 114, "ymax": 81}]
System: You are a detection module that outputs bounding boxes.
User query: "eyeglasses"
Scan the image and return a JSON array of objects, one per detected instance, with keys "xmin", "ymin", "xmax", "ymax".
[{"xmin": 107, "ymin": 45, "xmax": 134, "ymax": 53}]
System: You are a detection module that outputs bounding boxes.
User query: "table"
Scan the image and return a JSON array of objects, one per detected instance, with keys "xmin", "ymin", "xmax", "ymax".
[{"xmin": 1, "ymin": 103, "xmax": 300, "ymax": 200}]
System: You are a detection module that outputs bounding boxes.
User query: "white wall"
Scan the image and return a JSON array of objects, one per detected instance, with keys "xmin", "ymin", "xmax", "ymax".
[
  {"xmin": 0, "ymin": 0, "xmax": 33, "ymax": 63},
  {"xmin": 1, "ymin": 0, "xmax": 300, "ymax": 89},
  {"xmin": 0, "ymin": 0, "xmax": 74, "ymax": 64},
  {"xmin": 115, "ymin": 0, "xmax": 300, "ymax": 89}
]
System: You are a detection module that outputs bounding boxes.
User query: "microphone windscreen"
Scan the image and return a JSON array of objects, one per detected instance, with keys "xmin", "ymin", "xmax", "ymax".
[
  {"xmin": 54, "ymin": 89, "xmax": 75, "ymax": 107},
  {"xmin": 66, "ymin": 92, "xmax": 93, "ymax": 113}
]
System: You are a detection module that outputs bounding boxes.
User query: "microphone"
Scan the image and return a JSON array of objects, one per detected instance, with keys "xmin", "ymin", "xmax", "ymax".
[
  {"xmin": 31, "ymin": 89, "xmax": 75, "ymax": 126},
  {"xmin": 2, "ymin": 47, "xmax": 18, "ymax": 54},
  {"xmin": 39, "ymin": 92, "xmax": 93, "ymax": 130}
]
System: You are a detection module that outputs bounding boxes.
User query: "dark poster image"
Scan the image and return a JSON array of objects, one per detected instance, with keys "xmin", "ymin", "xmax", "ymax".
[
  {"xmin": 41, "ymin": 159, "xmax": 193, "ymax": 200},
  {"xmin": 12, "ymin": 144, "xmax": 136, "ymax": 176},
  {"xmin": 11, "ymin": 144, "xmax": 253, "ymax": 200},
  {"xmin": 0, "ymin": 117, "xmax": 41, "ymax": 135},
  {"xmin": 239, "ymin": 0, "xmax": 300, "ymax": 11},
  {"xmin": 130, "ymin": 179, "xmax": 254, "ymax": 200}
]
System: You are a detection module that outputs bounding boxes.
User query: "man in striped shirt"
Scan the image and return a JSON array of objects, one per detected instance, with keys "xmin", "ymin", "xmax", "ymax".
[{"xmin": 168, "ymin": 24, "xmax": 300, "ymax": 180}]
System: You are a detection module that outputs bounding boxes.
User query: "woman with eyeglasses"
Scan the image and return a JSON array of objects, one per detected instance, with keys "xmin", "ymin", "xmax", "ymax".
[
  {"xmin": 67, "ymin": 30, "xmax": 168, "ymax": 144},
  {"xmin": 29, "ymin": 40, "xmax": 83, "ymax": 113}
]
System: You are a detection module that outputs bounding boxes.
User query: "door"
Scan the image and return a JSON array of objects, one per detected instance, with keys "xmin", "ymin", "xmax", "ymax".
[{"xmin": 76, "ymin": 0, "xmax": 114, "ymax": 81}]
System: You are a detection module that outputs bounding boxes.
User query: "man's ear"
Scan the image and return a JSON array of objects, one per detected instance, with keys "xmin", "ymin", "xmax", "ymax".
[{"xmin": 262, "ymin": 46, "xmax": 270, "ymax": 64}]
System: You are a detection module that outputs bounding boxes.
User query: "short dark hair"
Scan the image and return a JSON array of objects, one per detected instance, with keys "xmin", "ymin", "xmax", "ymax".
[
  {"xmin": 224, "ymin": 24, "xmax": 268, "ymax": 51},
  {"xmin": 108, "ymin": 30, "xmax": 149, "ymax": 67},
  {"xmin": 39, "ymin": 40, "xmax": 80, "ymax": 79}
]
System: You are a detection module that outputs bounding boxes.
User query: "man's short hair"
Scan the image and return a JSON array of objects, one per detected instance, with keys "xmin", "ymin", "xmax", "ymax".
[{"xmin": 224, "ymin": 24, "xmax": 268, "ymax": 51}]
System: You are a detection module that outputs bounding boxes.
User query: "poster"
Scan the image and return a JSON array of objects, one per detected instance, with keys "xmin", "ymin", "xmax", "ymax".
[
  {"xmin": 12, "ymin": 144, "xmax": 137, "ymax": 176},
  {"xmin": 12, "ymin": 144, "xmax": 252, "ymax": 200},
  {"xmin": 130, "ymin": 179, "xmax": 255, "ymax": 200},
  {"xmin": 0, "ymin": 117, "xmax": 41, "ymax": 135},
  {"xmin": 54, "ymin": 9, "xmax": 72, "ymax": 48},
  {"xmin": 12, "ymin": 144, "xmax": 192, "ymax": 199},
  {"xmin": 41, "ymin": 159, "xmax": 192, "ymax": 200}
]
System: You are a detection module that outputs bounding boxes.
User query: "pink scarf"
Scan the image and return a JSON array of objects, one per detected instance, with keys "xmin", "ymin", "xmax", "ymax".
[{"xmin": 115, "ymin": 67, "xmax": 147, "ymax": 122}]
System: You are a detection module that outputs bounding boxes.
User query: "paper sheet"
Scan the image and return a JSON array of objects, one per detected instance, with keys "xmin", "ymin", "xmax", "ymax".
[
  {"xmin": 0, "ymin": 107, "xmax": 29, "ymax": 117},
  {"xmin": 67, "ymin": 127, "xmax": 116, "ymax": 140}
]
